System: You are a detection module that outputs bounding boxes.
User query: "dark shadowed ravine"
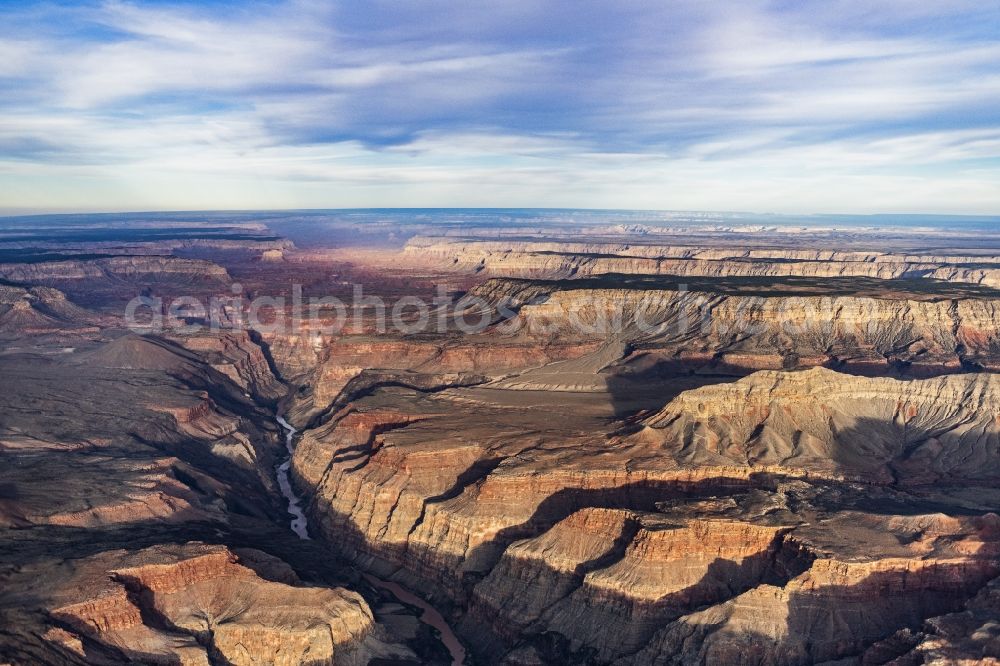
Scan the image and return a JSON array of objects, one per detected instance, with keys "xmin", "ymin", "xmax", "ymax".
[{"xmin": 275, "ymin": 415, "xmax": 467, "ymax": 665}]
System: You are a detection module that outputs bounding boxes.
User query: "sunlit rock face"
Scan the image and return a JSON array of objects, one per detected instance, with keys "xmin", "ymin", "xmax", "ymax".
[
  {"xmin": 290, "ymin": 367, "xmax": 1000, "ymax": 663},
  {"xmin": 641, "ymin": 367, "xmax": 1000, "ymax": 484},
  {"xmin": 402, "ymin": 236, "xmax": 1000, "ymax": 288},
  {"xmin": 464, "ymin": 277, "xmax": 1000, "ymax": 372},
  {"xmin": 44, "ymin": 544, "xmax": 375, "ymax": 666}
]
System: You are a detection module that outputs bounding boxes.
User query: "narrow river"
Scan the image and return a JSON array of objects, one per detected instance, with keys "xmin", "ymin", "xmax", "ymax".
[
  {"xmin": 275, "ymin": 415, "xmax": 310, "ymax": 539},
  {"xmin": 274, "ymin": 416, "xmax": 466, "ymax": 666}
]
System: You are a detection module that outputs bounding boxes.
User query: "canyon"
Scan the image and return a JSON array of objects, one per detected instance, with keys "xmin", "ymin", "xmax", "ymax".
[{"xmin": 1, "ymin": 212, "xmax": 999, "ymax": 665}]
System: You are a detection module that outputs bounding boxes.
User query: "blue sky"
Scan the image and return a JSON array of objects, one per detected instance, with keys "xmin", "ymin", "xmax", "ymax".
[{"xmin": 1, "ymin": 0, "xmax": 999, "ymax": 213}]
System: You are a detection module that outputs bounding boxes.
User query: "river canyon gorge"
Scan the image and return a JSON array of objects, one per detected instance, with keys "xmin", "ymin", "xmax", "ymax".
[{"xmin": 1, "ymin": 211, "xmax": 1000, "ymax": 665}]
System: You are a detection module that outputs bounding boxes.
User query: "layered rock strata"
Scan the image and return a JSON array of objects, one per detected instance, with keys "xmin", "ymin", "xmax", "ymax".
[
  {"xmin": 402, "ymin": 237, "xmax": 1000, "ymax": 288},
  {"xmin": 293, "ymin": 368, "xmax": 1000, "ymax": 664},
  {"xmin": 0, "ymin": 256, "xmax": 231, "ymax": 284},
  {"xmin": 469, "ymin": 278, "xmax": 1000, "ymax": 374},
  {"xmin": 35, "ymin": 544, "xmax": 379, "ymax": 665}
]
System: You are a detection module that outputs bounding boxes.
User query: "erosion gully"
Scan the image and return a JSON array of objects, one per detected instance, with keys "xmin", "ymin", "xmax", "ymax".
[{"xmin": 275, "ymin": 415, "xmax": 467, "ymax": 665}]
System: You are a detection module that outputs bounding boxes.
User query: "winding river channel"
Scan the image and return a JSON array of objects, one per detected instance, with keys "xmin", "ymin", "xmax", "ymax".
[{"xmin": 275, "ymin": 416, "xmax": 466, "ymax": 665}]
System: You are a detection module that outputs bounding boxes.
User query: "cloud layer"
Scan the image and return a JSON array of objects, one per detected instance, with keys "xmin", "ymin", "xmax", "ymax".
[{"xmin": 1, "ymin": 0, "xmax": 999, "ymax": 213}]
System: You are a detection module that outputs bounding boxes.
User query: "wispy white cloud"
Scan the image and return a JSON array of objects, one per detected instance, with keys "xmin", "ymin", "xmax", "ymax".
[{"xmin": 0, "ymin": 0, "xmax": 999, "ymax": 212}]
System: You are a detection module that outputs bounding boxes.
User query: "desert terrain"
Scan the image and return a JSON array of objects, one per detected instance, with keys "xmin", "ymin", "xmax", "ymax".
[{"xmin": 1, "ymin": 210, "xmax": 999, "ymax": 665}]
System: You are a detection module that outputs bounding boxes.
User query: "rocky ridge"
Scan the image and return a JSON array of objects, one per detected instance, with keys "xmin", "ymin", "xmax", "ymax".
[
  {"xmin": 0, "ymin": 256, "xmax": 231, "ymax": 284},
  {"xmin": 43, "ymin": 543, "xmax": 379, "ymax": 665},
  {"xmin": 402, "ymin": 237, "xmax": 1000, "ymax": 288},
  {"xmin": 291, "ymin": 367, "xmax": 1000, "ymax": 664},
  {"xmin": 468, "ymin": 277, "xmax": 1000, "ymax": 374},
  {"xmin": 0, "ymin": 284, "xmax": 104, "ymax": 336}
]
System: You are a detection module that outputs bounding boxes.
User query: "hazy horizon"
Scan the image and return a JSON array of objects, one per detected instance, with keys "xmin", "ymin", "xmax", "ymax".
[{"xmin": 4, "ymin": 207, "xmax": 1000, "ymax": 229}]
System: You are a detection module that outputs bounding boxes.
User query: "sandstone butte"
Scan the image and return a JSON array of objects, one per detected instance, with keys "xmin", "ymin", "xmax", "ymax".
[{"xmin": 48, "ymin": 544, "xmax": 374, "ymax": 666}]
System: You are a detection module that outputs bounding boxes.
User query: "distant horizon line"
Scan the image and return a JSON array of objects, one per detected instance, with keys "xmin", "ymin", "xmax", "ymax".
[{"xmin": 2, "ymin": 207, "xmax": 1000, "ymax": 221}]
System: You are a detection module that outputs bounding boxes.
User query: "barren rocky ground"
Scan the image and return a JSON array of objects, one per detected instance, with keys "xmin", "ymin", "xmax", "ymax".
[{"xmin": 1, "ymin": 214, "xmax": 999, "ymax": 665}]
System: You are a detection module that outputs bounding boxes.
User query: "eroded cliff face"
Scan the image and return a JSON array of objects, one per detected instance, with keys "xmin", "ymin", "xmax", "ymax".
[
  {"xmin": 292, "ymin": 368, "xmax": 1000, "ymax": 664},
  {"xmin": 282, "ymin": 333, "xmax": 603, "ymax": 421},
  {"xmin": 627, "ymin": 512, "xmax": 1000, "ymax": 665},
  {"xmin": 882, "ymin": 573, "xmax": 1000, "ymax": 664},
  {"xmin": 26, "ymin": 544, "xmax": 376, "ymax": 666},
  {"xmin": 274, "ymin": 274, "xmax": 1000, "ymax": 429},
  {"xmin": 464, "ymin": 510, "xmax": 796, "ymax": 662},
  {"xmin": 0, "ymin": 284, "xmax": 105, "ymax": 336},
  {"xmin": 171, "ymin": 330, "xmax": 288, "ymax": 402},
  {"xmin": 642, "ymin": 367, "xmax": 1000, "ymax": 484},
  {"xmin": 401, "ymin": 237, "xmax": 1000, "ymax": 288},
  {"xmin": 470, "ymin": 278, "xmax": 1000, "ymax": 373},
  {"xmin": 0, "ymin": 256, "xmax": 232, "ymax": 284}
]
